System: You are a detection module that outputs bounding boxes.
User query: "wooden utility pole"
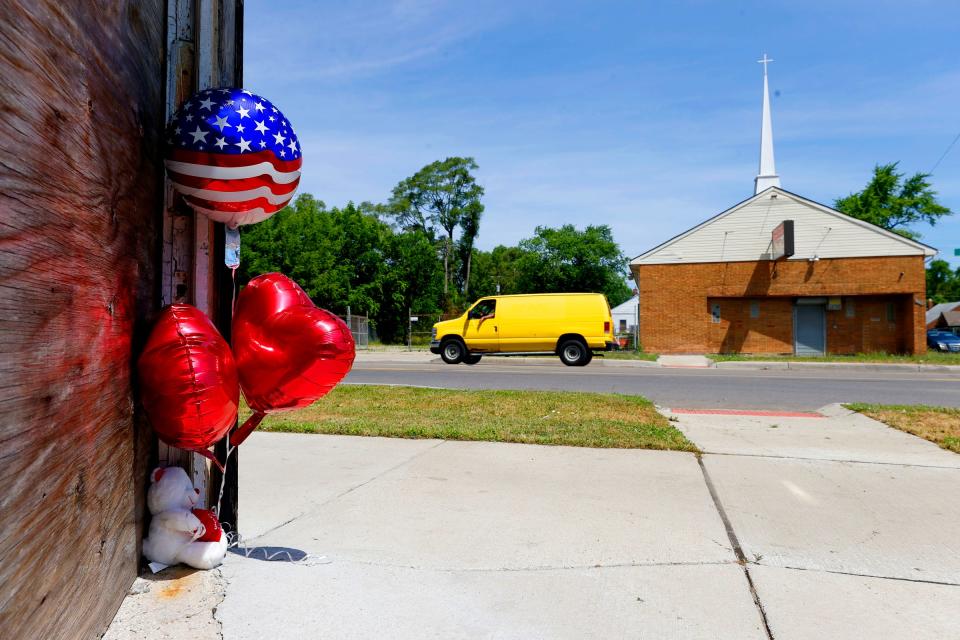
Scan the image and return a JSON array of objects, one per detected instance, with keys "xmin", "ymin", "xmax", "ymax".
[{"xmin": 160, "ymin": 0, "xmax": 243, "ymax": 528}]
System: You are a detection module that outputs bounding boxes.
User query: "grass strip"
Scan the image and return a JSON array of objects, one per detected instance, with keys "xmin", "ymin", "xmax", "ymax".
[
  {"xmin": 602, "ymin": 351, "xmax": 660, "ymax": 361},
  {"xmin": 845, "ymin": 403, "xmax": 960, "ymax": 454},
  {"xmin": 241, "ymin": 385, "xmax": 696, "ymax": 452},
  {"xmin": 712, "ymin": 352, "xmax": 960, "ymax": 365}
]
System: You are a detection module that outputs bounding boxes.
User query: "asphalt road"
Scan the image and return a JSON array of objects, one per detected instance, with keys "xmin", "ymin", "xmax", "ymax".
[{"xmin": 346, "ymin": 360, "xmax": 960, "ymax": 410}]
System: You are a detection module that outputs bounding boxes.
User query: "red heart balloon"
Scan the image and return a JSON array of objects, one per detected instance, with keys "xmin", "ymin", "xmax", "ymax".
[
  {"xmin": 138, "ymin": 305, "xmax": 239, "ymax": 452},
  {"xmin": 230, "ymin": 273, "xmax": 355, "ymax": 445},
  {"xmin": 192, "ymin": 508, "xmax": 224, "ymax": 542}
]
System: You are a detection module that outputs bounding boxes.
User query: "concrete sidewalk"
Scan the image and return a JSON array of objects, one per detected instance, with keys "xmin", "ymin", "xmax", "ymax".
[
  {"xmin": 666, "ymin": 404, "xmax": 960, "ymax": 638},
  {"xmin": 222, "ymin": 407, "xmax": 959, "ymax": 638},
  {"xmin": 105, "ymin": 405, "xmax": 960, "ymax": 639},
  {"xmin": 219, "ymin": 435, "xmax": 764, "ymax": 639}
]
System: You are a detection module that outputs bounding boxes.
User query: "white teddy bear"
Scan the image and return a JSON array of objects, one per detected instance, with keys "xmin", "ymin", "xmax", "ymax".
[{"xmin": 142, "ymin": 466, "xmax": 228, "ymax": 570}]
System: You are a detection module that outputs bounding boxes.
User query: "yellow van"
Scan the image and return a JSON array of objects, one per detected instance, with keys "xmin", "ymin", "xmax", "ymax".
[{"xmin": 430, "ymin": 293, "xmax": 615, "ymax": 366}]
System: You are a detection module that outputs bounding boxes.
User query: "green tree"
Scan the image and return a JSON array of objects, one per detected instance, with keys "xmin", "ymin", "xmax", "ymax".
[
  {"xmin": 834, "ymin": 163, "xmax": 952, "ymax": 239},
  {"xmin": 375, "ymin": 229, "xmax": 445, "ymax": 342},
  {"xmin": 926, "ymin": 259, "xmax": 960, "ymax": 304},
  {"xmin": 239, "ymin": 193, "xmax": 330, "ymax": 290},
  {"xmin": 388, "ymin": 157, "xmax": 484, "ymax": 299},
  {"xmin": 457, "ymin": 204, "xmax": 482, "ymax": 298},
  {"xmin": 488, "ymin": 245, "xmax": 525, "ymax": 295},
  {"xmin": 514, "ymin": 225, "xmax": 633, "ymax": 306},
  {"xmin": 240, "ymin": 192, "xmax": 447, "ymax": 343},
  {"xmin": 468, "ymin": 245, "xmax": 525, "ymax": 299},
  {"xmin": 239, "ymin": 195, "xmax": 391, "ymax": 316}
]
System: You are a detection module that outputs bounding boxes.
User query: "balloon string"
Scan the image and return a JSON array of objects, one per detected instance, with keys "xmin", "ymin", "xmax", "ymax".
[
  {"xmin": 214, "ymin": 260, "xmax": 240, "ymax": 519},
  {"xmin": 229, "ymin": 412, "xmax": 265, "ymax": 447},
  {"xmin": 230, "ymin": 266, "xmax": 238, "ymax": 314},
  {"xmin": 220, "ymin": 523, "xmax": 331, "ymax": 566},
  {"xmin": 214, "ymin": 438, "xmax": 235, "ymax": 519}
]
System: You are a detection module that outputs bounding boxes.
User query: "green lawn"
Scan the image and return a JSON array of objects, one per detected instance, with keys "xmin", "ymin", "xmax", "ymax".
[
  {"xmin": 711, "ymin": 352, "xmax": 960, "ymax": 365},
  {"xmin": 846, "ymin": 403, "xmax": 960, "ymax": 454},
  {"xmin": 241, "ymin": 385, "xmax": 696, "ymax": 452},
  {"xmin": 602, "ymin": 350, "xmax": 660, "ymax": 361}
]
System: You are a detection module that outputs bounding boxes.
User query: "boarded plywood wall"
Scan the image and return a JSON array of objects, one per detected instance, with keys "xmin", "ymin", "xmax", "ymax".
[{"xmin": 0, "ymin": 1, "xmax": 166, "ymax": 637}]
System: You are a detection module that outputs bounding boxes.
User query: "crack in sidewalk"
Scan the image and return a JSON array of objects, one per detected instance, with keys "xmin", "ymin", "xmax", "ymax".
[
  {"xmin": 213, "ymin": 568, "xmax": 227, "ymax": 640},
  {"xmin": 697, "ymin": 455, "xmax": 775, "ymax": 640},
  {"xmin": 772, "ymin": 564, "xmax": 960, "ymax": 588}
]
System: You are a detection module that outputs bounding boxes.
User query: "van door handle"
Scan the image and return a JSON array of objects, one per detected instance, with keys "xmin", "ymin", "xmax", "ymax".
[{"xmin": 494, "ymin": 326, "xmax": 498, "ymax": 332}]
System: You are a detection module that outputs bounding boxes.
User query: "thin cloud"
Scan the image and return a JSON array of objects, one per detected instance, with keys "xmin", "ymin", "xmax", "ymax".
[{"xmin": 245, "ymin": 0, "xmax": 508, "ymax": 83}]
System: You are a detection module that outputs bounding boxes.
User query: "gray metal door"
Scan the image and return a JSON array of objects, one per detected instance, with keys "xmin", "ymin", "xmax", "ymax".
[{"xmin": 794, "ymin": 305, "xmax": 826, "ymax": 355}]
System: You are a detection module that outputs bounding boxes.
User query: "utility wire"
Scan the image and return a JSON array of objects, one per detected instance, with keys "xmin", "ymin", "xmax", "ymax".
[{"xmin": 929, "ymin": 130, "xmax": 960, "ymax": 174}]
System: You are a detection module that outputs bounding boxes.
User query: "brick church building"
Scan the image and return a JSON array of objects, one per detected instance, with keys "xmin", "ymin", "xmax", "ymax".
[{"xmin": 630, "ymin": 58, "xmax": 936, "ymax": 356}]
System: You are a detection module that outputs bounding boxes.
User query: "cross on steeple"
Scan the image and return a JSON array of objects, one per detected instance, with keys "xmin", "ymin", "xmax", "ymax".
[{"xmin": 757, "ymin": 54, "xmax": 774, "ymax": 75}]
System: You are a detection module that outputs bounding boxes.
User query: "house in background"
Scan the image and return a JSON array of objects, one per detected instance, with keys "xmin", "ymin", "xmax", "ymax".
[
  {"xmin": 630, "ymin": 59, "xmax": 936, "ymax": 356},
  {"xmin": 926, "ymin": 301, "xmax": 960, "ymax": 331},
  {"xmin": 931, "ymin": 308, "xmax": 960, "ymax": 335},
  {"xmin": 611, "ymin": 294, "xmax": 639, "ymax": 337}
]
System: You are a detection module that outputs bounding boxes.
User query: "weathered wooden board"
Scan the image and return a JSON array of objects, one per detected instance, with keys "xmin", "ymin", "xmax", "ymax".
[
  {"xmin": 157, "ymin": 0, "xmax": 243, "ymax": 521},
  {"xmin": 0, "ymin": 1, "xmax": 165, "ymax": 638},
  {"xmin": 157, "ymin": 0, "xmax": 201, "ymax": 491}
]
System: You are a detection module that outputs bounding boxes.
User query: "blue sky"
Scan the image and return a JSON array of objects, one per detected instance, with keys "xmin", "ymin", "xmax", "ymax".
[{"xmin": 245, "ymin": 0, "xmax": 960, "ymax": 267}]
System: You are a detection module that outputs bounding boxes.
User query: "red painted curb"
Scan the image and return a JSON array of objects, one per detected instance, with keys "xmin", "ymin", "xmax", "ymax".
[
  {"xmin": 670, "ymin": 409, "xmax": 825, "ymax": 418},
  {"xmin": 661, "ymin": 365, "xmax": 711, "ymax": 369}
]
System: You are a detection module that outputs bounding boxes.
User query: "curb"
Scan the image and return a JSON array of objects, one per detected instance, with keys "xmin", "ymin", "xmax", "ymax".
[
  {"xmin": 712, "ymin": 360, "xmax": 960, "ymax": 373},
  {"xmin": 353, "ymin": 352, "xmax": 435, "ymax": 364},
  {"xmin": 597, "ymin": 359, "xmax": 661, "ymax": 368},
  {"xmin": 712, "ymin": 361, "xmax": 789, "ymax": 370}
]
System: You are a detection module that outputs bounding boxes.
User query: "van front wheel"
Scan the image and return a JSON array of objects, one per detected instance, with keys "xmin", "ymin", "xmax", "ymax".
[
  {"xmin": 558, "ymin": 339, "xmax": 590, "ymax": 366},
  {"xmin": 440, "ymin": 339, "xmax": 466, "ymax": 364}
]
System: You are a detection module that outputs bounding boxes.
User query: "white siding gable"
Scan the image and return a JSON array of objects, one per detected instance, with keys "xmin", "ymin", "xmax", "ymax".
[
  {"xmin": 611, "ymin": 295, "xmax": 638, "ymax": 330},
  {"xmin": 610, "ymin": 295, "xmax": 639, "ymax": 315},
  {"xmin": 631, "ymin": 188, "xmax": 936, "ymax": 265}
]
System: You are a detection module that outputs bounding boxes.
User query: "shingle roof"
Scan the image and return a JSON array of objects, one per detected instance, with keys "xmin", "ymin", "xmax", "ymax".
[
  {"xmin": 610, "ymin": 295, "xmax": 639, "ymax": 314},
  {"xmin": 926, "ymin": 302, "xmax": 960, "ymax": 326},
  {"xmin": 940, "ymin": 310, "xmax": 960, "ymax": 327}
]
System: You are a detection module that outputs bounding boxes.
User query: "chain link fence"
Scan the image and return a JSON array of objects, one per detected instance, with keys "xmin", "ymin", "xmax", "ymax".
[
  {"xmin": 407, "ymin": 311, "xmax": 459, "ymax": 348},
  {"xmin": 337, "ymin": 313, "xmax": 370, "ymax": 349},
  {"xmin": 614, "ymin": 330, "xmax": 638, "ymax": 351}
]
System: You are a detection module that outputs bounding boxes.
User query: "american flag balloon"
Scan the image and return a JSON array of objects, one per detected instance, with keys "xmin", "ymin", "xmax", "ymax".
[{"xmin": 165, "ymin": 88, "xmax": 301, "ymax": 227}]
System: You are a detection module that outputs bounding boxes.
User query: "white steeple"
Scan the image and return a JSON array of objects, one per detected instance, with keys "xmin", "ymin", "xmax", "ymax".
[{"xmin": 754, "ymin": 54, "xmax": 781, "ymax": 194}]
